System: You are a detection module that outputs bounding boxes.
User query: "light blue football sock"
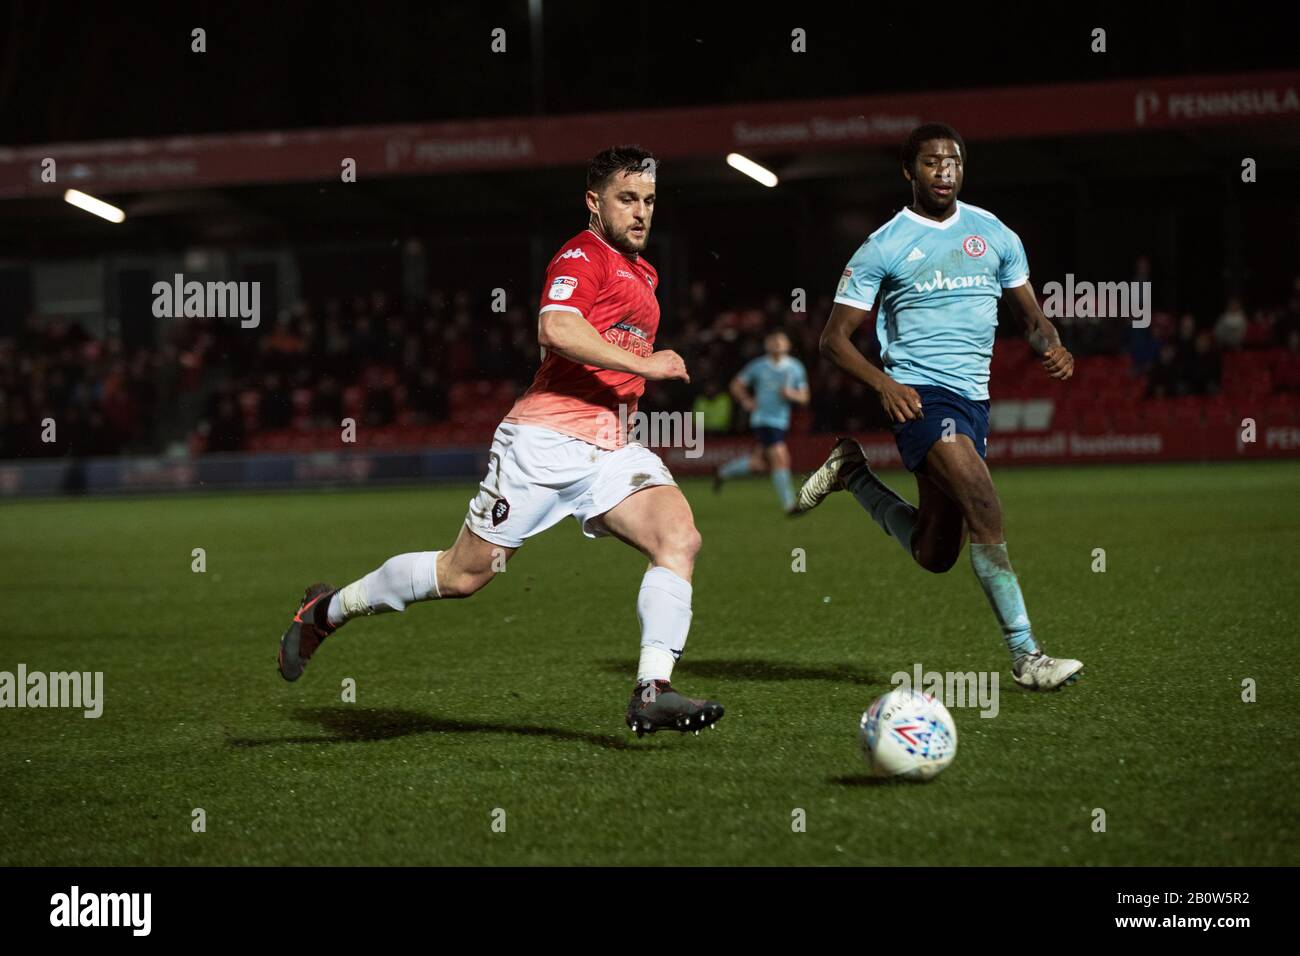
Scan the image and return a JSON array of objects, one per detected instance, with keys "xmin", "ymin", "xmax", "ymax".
[
  {"xmin": 969, "ymin": 542, "xmax": 1039, "ymax": 661},
  {"xmin": 772, "ymin": 468, "xmax": 794, "ymax": 509},
  {"xmin": 719, "ymin": 456, "xmax": 751, "ymax": 480},
  {"xmin": 844, "ymin": 465, "xmax": 917, "ymax": 556}
]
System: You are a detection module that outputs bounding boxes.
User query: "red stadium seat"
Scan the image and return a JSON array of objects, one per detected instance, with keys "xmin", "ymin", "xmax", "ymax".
[
  {"xmin": 449, "ymin": 382, "xmax": 474, "ymax": 407},
  {"xmin": 342, "ymin": 386, "xmax": 366, "ymax": 419},
  {"xmin": 238, "ymin": 388, "xmax": 261, "ymax": 429}
]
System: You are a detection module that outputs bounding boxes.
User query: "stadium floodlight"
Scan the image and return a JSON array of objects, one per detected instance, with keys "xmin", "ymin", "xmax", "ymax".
[
  {"xmin": 63, "ymin": 189, "xmax": 125, "ymax": 223},
  {"xmin": 725, "ymin": 153, "xmax": 778, "ymax": 188}
]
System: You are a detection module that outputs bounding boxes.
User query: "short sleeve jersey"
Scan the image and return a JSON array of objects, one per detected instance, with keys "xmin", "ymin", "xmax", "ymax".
[
  {"xmin": 737, "ymin": 355, "xmax": 808, "ymax": 430},
  {"xmin": 505, "ymin": 228, "xmax": 661, "ymax": 448},
  {"xmin": 834, "ymin": 201, "xmax": 1029, "ymax": 401}
]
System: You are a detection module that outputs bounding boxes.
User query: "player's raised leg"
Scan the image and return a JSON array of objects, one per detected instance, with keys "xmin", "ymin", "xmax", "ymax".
[
  {"xmin": 277, "ymin": 527, "xmax": 514, "ymax": 682},
  {"xmin": 792, "ymin": 437, "xmax": 917, "ymax": 552},
  {"xmin": 792, "ymin": 436, "xmax": 964, "ymax": 570},
  {"xmin": 593, "ymin": 484, "xmax": 724, "ymax": 735},
  {"xmin": 923, "ymin": 436, "xmax": 1082, "ymax": 690},
  {"xmin": 910, "ymin": 471, "xmax": 966, "ymax": 572}
]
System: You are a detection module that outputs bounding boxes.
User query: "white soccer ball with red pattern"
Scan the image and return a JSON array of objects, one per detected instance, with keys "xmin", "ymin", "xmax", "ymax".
[{"xmin": 859, "ymin": 687, "xmax": 958, "ymax": 781}]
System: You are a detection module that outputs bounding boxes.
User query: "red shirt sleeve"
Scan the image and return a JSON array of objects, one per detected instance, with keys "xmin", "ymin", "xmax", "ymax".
[{"xmin": 538, "ymin": 239, "xmax": 607, "ymax": 322}]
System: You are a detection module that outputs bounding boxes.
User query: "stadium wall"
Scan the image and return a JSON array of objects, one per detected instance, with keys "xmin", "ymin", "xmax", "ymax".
[
  {"xmin": 0, "ymin": 448, "xmax": 485, "ymax": 498},
  {"xmin": 2, "ymin": 423, "xmax": 1296, "ymax": 497},
  {"xmin": 3, "ymin": 70, "xmax": 1294, "ymax": 198},
  {"xmin": 661, "ymin": 425, "xmax": 1300, "ymax": 475}
]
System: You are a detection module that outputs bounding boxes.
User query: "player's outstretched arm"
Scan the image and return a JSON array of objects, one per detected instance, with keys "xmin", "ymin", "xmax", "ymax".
[
  {"xmin": 538, "ymin": 310, "xmax": 689, "ymax": 381},
  {"xmin": 1004, "ymin": 283, "xmax": 1074, "ymax": 381},
  {"xmin": 820, "ymin": 302, "xmax": 922, "ymax": 423}
]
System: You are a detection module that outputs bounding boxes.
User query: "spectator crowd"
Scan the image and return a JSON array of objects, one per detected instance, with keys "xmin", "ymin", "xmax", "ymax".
[{"xmin": 4, "ymin": 272, "xmax": 1300, "ymax": 459}]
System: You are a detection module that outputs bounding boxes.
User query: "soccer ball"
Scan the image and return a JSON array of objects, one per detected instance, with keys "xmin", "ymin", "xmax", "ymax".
[{"xmin": 859, "ymin": 687, "xmax": 958, "ymax": 781}]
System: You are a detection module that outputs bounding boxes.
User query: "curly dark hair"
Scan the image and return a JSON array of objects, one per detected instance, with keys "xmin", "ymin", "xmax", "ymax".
[
  {"xmin": 586, "ymin": 145, "xmax": 658, "ymax": 192},
  {"xmin": 901, "ymin": 123, "xmax": 966, "ymax": 172}
]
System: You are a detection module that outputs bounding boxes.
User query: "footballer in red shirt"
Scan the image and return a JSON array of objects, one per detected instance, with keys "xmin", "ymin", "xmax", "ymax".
[{"xmin": 277, "ymin": 146, "xmax": 724, "ymax": 736}]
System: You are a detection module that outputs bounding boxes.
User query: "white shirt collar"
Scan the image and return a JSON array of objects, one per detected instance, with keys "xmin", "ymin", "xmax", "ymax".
[{"xmin": 901, "ymin": 203, "xmax": 962, "ymax": 230}]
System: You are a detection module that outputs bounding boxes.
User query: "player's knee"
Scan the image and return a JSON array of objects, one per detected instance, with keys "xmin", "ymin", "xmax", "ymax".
[
  {"xmin": 914, "ymin": 543, "xmax": 960, "ymax": 574},
  {"xmin": 657, "ymin": 524, "xmax": 702, "ymax": 568},
  {"xmin": 678, "ymin": 524, "xmax": 703, "ymax": 563}
]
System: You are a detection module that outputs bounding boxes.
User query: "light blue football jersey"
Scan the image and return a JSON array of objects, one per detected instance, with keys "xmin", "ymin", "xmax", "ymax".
[
  {"xmin": 737, "ymin": 355, "xmax": 808, "ymax": 430},
  {"xmin": 833, "ymin": 201, "xmax": 1029, "ymax": 401}
]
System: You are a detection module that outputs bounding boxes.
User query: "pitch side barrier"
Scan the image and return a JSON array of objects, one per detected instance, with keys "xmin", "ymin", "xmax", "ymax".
[
  {"xmin": 0, "ymin": 448, "xmax": 484, "ymax": 498},
  {"xmin": 1, "ymin": 420, "xmax": 1297, "ymax": 497},
  {"xmin": 661, "ymin": 424, "xmax": 1300, "ymax": 476}
]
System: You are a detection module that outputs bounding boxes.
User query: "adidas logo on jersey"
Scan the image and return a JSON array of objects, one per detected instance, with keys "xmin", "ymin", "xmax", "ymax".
[
  {"xmin": 912, "ymin": 270, "xmax": 993, "ymax": 293},
  {"xmin": 906, "ymin": 247, "xmax": 926, "ymax": 262},
  {"xmin": 559, "ymin": 248, "xmax": 590, "ymax": 262}
]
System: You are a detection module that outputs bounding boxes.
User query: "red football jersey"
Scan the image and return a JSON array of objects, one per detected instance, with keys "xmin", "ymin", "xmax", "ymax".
[{"xmin": 504, "ymin": 227, "xmax": 660, "ymax": 449}]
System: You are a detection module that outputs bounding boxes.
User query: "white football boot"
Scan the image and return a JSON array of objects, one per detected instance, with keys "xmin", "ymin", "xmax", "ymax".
[
  {"xmin": 1012, "ymin": 651, "xmax": 1084, "ymax": 691},
  {"xmin": 790, "ymin": 437, "xmax": 867, "ymax": 515}
]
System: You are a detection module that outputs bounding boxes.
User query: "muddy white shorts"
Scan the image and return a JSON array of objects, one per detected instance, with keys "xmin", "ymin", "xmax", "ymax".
[{"xmin": 465, "ymin": 422, "xmax": 677, "ymax": 548}]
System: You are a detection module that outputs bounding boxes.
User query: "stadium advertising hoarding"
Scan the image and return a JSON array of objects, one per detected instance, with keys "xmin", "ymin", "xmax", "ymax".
[
  {"xmin": 1, "ymin": 422, "xmax": 1295, "ymax": 496},
  {"xmin": 2, "ymin": 70, "xmax": 1295, "ymax": 199}
]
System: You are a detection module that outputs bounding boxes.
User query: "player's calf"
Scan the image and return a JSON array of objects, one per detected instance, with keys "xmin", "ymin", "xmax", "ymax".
[
  {"xmin": 908, "ymin": 472, "xmax": 966, "ymax": 574},
  {"xmin": 425, "ymin": 527, "xmax": 516, "ymax": 599},
  {"xmin": 435, "ymin": 564, "xmax": 497, "ymax": 599},
  {"xmin": 913, "ymin": 541, "xmax": 961, "ymax": 574}
]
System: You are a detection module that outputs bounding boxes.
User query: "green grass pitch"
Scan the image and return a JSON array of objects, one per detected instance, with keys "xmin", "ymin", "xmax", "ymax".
[{"xmin": 2, "ymin": 460, "xmax": 1298, "ymax": 866}]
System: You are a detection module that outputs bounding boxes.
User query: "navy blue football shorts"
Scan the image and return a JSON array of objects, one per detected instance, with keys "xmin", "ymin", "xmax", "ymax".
[
  {"xmin": 752, "ymin": 426, "xmax": 788, "ymax": 448},
  {"xmin": 892, "ymin": 384, "xmax": 989, "ymax": 473}
]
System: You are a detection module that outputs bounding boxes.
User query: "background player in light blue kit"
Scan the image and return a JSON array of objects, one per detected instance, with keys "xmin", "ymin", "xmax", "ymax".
[
  {"xmin": 793, "ymin": 123, "xmax": 1084, "ymax": 692},
  {"xmin": 714, "ymin": 331, "xmax": 809, "ymax": 513}
]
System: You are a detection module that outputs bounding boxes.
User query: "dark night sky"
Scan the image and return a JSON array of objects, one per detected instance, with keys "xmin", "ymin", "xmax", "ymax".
[{"xmin": 1, "ymin": 1, "xmax": 1294, "ymax": 146}]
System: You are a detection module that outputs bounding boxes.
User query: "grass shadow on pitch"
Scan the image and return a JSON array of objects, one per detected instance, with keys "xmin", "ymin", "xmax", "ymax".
[
  {"xmin": 827, "ymin": 774, "xmax": 919, "ymax": 787},
  {"xmin": 226, "ymin": 706, "xmax": 641, "ymax": 752},
  {"xmin": 600, "ymin": 657, "xmax": 887, "ymax": 685}
]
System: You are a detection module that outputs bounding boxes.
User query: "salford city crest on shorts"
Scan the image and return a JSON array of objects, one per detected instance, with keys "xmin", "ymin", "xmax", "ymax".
[{"xmin": 492, "ymin": 497, "xmax": 510, "ymax": 526}]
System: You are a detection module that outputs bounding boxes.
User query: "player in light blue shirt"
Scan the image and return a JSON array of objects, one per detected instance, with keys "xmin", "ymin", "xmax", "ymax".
[
  {"xmin": 834, "ymin": 186, "xmax": 1029, "ymax": 404},
  {"xmin": 714, "ymin": 331, "xmax": 809, "ymax": 512},
  {"xmin": 791, "ymin": 123, "xmax": 1085, "ymax": 692}
]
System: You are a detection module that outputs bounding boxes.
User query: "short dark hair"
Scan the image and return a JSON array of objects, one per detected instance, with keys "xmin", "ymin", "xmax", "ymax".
[
  {"xmin": 587, "ymin": 145, "xmax": 657, "ymax": 192},
  {"xmin": 901, "ymin": 123, "xmax": 966, "ymax": 171}
]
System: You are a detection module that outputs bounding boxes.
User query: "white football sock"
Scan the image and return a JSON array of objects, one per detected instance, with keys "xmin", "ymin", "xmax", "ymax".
[
  {"xmin": 636, "ymin": 566, "xmax": 693, "ymax": 683},
  {"xmin": 327, "ymin": 551, "xmax": 441, "ymax": 626}
]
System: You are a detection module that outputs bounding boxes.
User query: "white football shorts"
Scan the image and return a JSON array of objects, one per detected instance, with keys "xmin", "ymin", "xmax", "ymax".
[{"xmin": 465, "ymin": 421, "xmax": 677, "ymax": 548}]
